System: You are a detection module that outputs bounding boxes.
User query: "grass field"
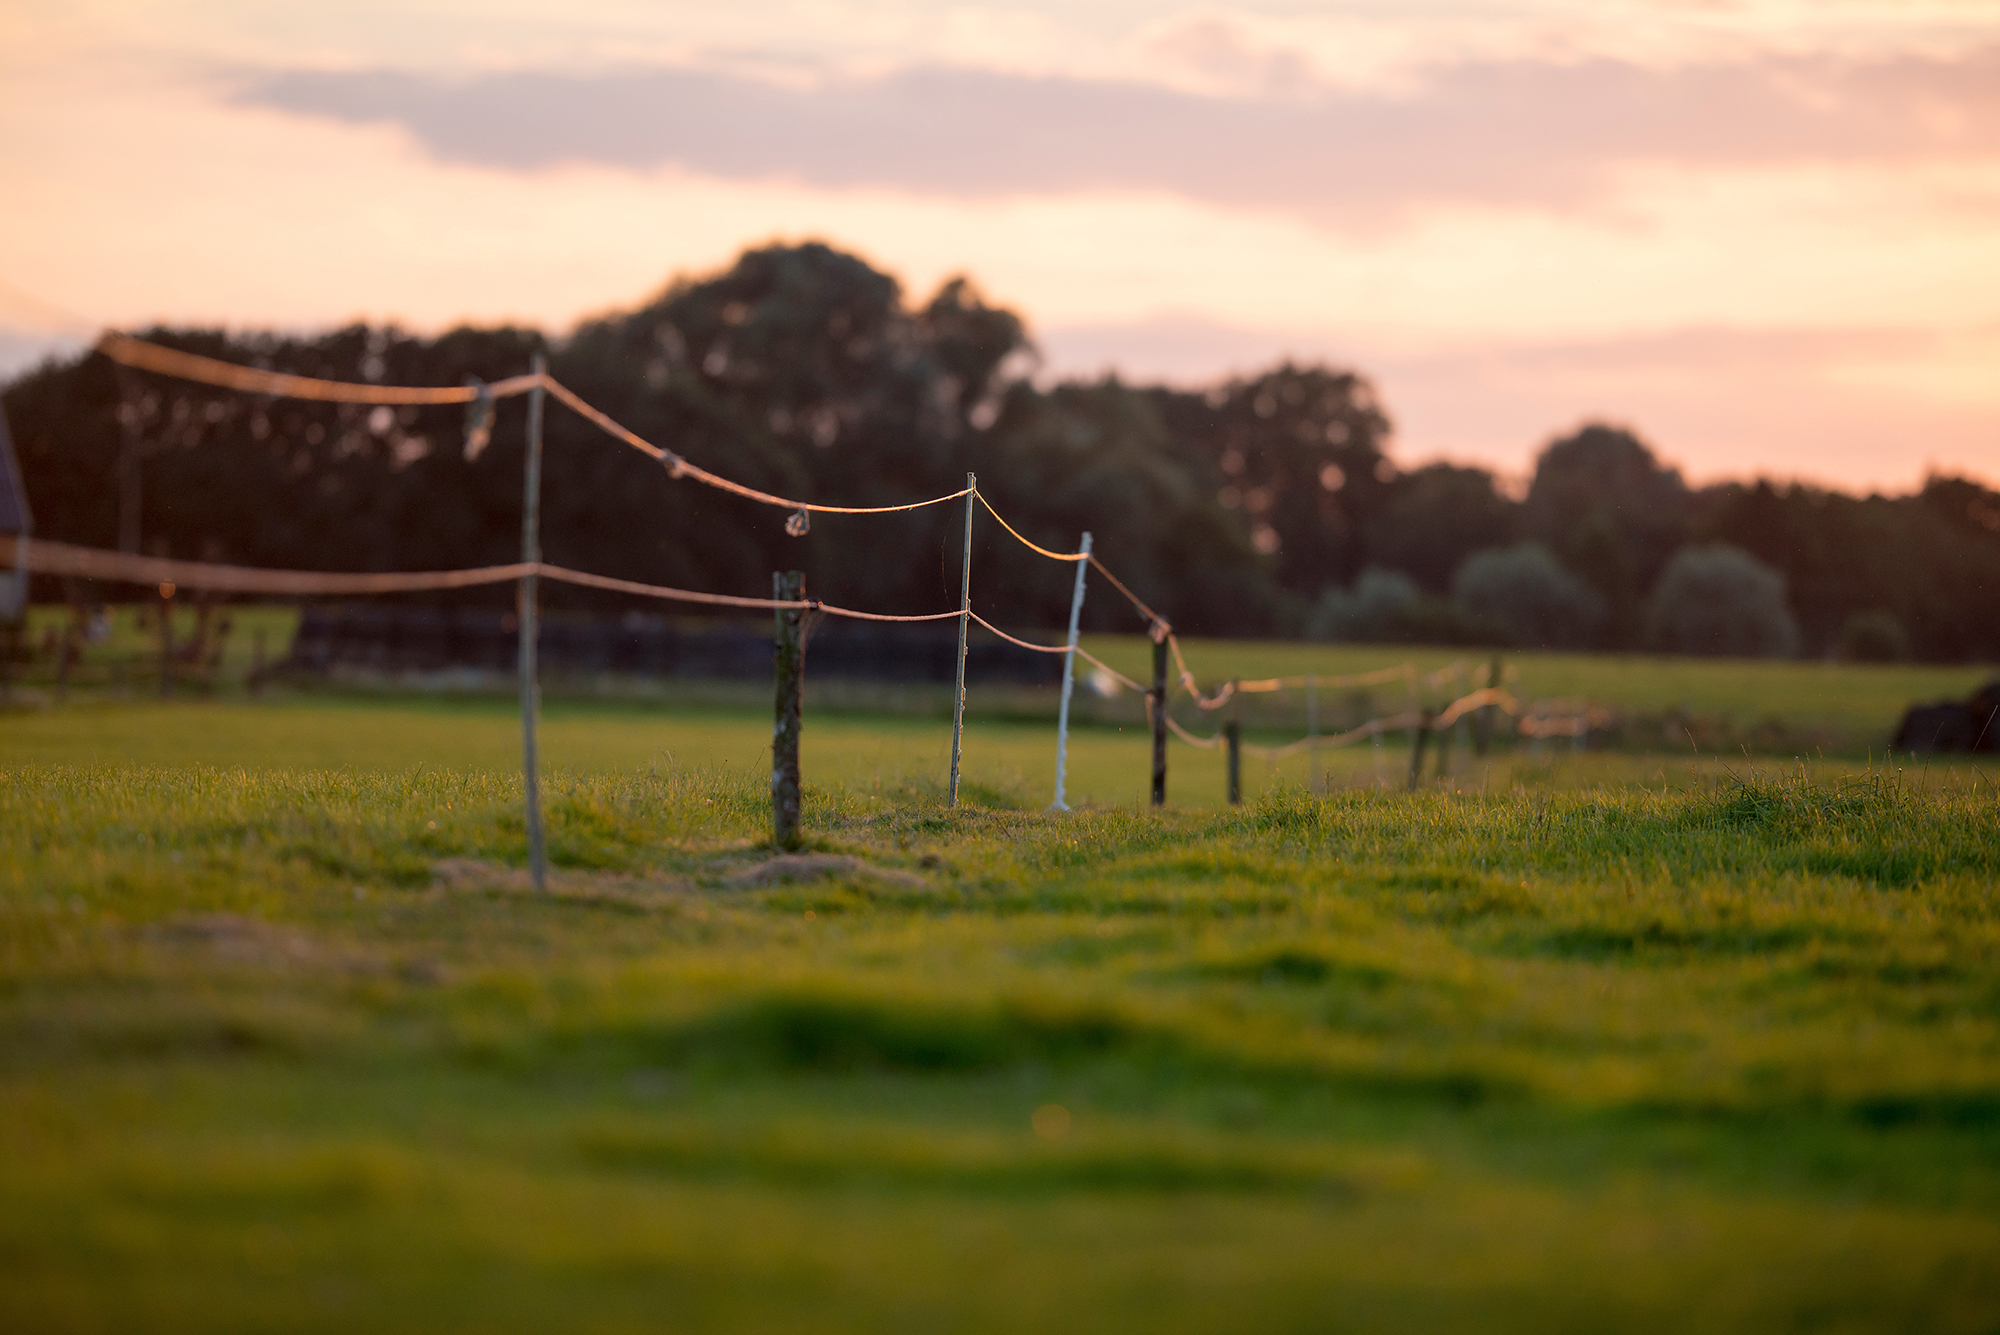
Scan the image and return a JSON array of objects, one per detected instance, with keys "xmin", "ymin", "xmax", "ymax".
[
  {"xmin": 3, "ymin": 687, "xmax": 2000, "ymax": 1332},
  {"xmin": 11, "ymin": 603, "xmax": 1995, "ymax": 758}
]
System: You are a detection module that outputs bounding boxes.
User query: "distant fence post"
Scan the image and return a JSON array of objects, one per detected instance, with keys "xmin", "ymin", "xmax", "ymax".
[
  {"xmin": 1475, "ymin": 653, "xmax": 1501, "ymax": 756},
  {"xmin": 157, "ymin": 579, "xmax": 174, "ymax": 699},
  {"xmin": 1307, "ymin": 673, "xmax": 1319, "ymax": 793},
  {"xmin": 519, "ymin": 352, "xmax": 548, "ymax": 892},
  {"xmin": 1226, "ymin": 719, "xmax": 1242, "ymax": 805},
  {"xmin": 1150, "ymin": 630, "xmax": 1168, "ymax": 807},
  {"xmin": 772, "ymin": 570, "xmax": 805, "ymax": 849},
  {"xmin": 1407, "ymin": 709, "xmax": 1433, "ymax": 791},
  {"xmin": 948, "ymin": 472, "xmax": 975, "ymax": 807},
  {"xmin": 1050, "ymin": 530, "xmax": 1092, "ymax": 812},
  {"xmin": 1435, "ymin": 707, "xmax": 1454, "ymax": 780}
]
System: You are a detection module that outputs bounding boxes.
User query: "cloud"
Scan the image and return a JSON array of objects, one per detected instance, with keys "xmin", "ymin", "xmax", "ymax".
[{"xmin": 234, "ymin": 47, "xmax": 2000, "ymax": 221}]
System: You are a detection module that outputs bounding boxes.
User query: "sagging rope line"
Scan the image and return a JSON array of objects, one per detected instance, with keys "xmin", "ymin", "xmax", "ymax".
[
  {"xmin": 973, "ymin": 493, "xmax": 1087, "ymax": 563},
  {"xmin": 1161, "ymin": 686, "xmax": 1515, "ymax": 760},
  {"xmin": 3, "ymin": 537, "xmax": 964, "ymax": 621},
  {"xmin": 540, "ymin": 378, "xmax": 971, "ymax": 516},
  {"xmin": 99, "ymin": 333, "xmax": 976, "ymax": 517},
  {"xmin": 967, "ymin": 611, "xmax": 1072, "ymax": 654},
  {"xmin": 98, "ymin": 332, "xmax": 541, "ymax": 406}
]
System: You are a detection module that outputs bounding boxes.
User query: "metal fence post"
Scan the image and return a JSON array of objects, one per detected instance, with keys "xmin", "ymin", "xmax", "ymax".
[
  {"xmin": 948, "ymin": 473, "xmax": 975, "ymax": 807},
  {"xmin": 772, "ymin": 570, "xmax": 805, "ymax": 848},
  {"xmin": 519, "ymin": 352, "xmax": 547, "ymax": 892},
  {"xmin": 1150, "ymin": 631, "xmax": 1168, "ymax": 806}
]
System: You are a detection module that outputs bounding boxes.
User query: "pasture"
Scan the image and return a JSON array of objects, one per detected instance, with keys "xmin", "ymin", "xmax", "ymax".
[{"xmin": 2, "ymin": 651, "xmax": 1998, "ymax": 1332}]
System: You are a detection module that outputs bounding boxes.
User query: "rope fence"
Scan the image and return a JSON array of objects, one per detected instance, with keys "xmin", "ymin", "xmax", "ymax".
[{"xmin": 53, "ymin": 331, "xmax": 1613, "ymax": 852}]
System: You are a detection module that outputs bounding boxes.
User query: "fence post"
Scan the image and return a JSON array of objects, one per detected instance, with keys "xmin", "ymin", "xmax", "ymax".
[
  {"xmin": 948, "ymin": 472, "xmax": 975, "ymax": 807},
  {"xmin": 772, "ymin": 570, "xmax": 805, "ymax": 849},
  {"xmin": 1226, "ymin": 719, "xmax": 1242, "ymax": 805},
  {"xmin": 1475, "ymin": 653, "xmax": 1501, "ymax": 756},
  {"xmin": 1435, "ymin": 707, "xmax": 1454, "ymax": 780},
  {"xmin": 519, "ymin": 352, "xmax": 548, "ymax": 892},
  {"xmin": 157, "ymin": 579, "xmax": 174, "ymax": 698},
  {"xmin": 1307, "ymin": 673, "xmax": 1319, "ymax": 793},
  {"xmin": 1050, "ymin": 530, "xmax": 1092, "ymax": 811},
  {"xmin": 1150, "ymin": 630, "xmax": 1168, "ymax": 806},
  {"xmin": 1407, "ymin": 709, "xmax": 1433, "ymax": 791}
]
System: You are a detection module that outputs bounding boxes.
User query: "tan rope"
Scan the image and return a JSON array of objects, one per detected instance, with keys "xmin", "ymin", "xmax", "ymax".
[
  {"xmin": 541, "ymin": 376, "xmax": 972, "ymax": 515},
  {"xmin": 974, "ymin": 492, "xmax": 1087, "ymax": 562},
  {"xmin": 98, "ymin": 332, "xmax": 539, "ymax": 406},
  {"xmin": 967, "ymin": 611, "xmax": 1074, "ymax": 653},
  {"xmin": 4, "ymin": 536, "xmax": 966, "ymax": 621},
  {"xmin": 1074, "ymin": 645, "xmax": 1148, "ymax": 694},
  {"xmin": 1086, "ymin": 553, "xmax": 1169, "ymax": 633}
]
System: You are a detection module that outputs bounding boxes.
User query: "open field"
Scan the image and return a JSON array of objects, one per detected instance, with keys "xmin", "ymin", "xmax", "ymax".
[
  {"xmin": 11, "ymin": 605, "xmax": 1996, "ymax": 755},
  {"xmin": 3, "ymin": 690, "xmax": 1999, "ymax": 1332}
]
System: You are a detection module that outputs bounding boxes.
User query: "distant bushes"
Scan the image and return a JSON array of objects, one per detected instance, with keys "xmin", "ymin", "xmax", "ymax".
[
  {"xmin": 1451, "ymin": 543, "xmax": 1605, "ymax": 650},
  {"xmin": 1306, "ymin": 568, "xmax": 1487, "ymax": 644},
  {"xmin": 1645, "ymin": 544, "xmax": 1800, "ymax": 658}
]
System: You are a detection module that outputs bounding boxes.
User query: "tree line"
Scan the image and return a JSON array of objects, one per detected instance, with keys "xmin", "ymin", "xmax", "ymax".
[{"xmin": 6, "ymin": 242, "xmax": 1997, "ymax": 661}]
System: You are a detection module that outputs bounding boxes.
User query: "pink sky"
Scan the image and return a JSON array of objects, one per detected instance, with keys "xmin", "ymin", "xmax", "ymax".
[{"xmin": 2, "ymin": 0, "xmax": 1996, "ymax": 492}]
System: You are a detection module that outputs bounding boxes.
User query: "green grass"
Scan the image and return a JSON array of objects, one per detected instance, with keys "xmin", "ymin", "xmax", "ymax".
[
  {"xmin": 10, "ymin": 604, "xmax": 1993, "ymax": 756},
  {"xmin": 3, "ymin": 692, "xmax": 1999, "ymax": 1332}
]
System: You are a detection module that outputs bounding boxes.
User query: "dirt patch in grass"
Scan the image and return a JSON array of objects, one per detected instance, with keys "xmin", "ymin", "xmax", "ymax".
[
  {"xmin": 721, "ymin": 853, "xmax": 927, "ymax": 890},
  {"xmin": 430, "ymin": 857, "xmax": 694, "ymax": 909}
]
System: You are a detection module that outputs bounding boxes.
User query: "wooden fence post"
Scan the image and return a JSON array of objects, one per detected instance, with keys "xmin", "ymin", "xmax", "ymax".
[
  {"xmin": 1407, "ymin": 709, "xmax": 1433, "ymax": 791},
  {"xmin": 1150, "ymin": 631, "xmax": 1168, "ymax": 807},
  {"xmin": 1435, "ymin": 708, "xmax": 1454, "ymax": 780},
  {"xmin": 1226, "ymin": 720, "xmax": 1242, "ymax": 805},
  {"xmin": 772, "ymin": 570, "xmax": 805, "ymax": 849}
]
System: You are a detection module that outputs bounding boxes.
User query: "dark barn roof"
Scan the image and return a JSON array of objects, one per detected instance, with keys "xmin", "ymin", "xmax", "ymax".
[{"xmin": 0, "ymin": 403, "xmax": 27, "ymax": 535}]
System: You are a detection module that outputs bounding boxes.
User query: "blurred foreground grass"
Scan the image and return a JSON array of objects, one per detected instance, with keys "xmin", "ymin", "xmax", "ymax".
[{"xmin": 3, "ymin": 712, "xmax": 1999, "ymax": 1332}]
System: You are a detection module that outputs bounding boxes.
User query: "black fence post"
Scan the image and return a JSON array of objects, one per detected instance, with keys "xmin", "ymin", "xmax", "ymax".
[
  {"xmin": 772, "ymin": 570, "xmax": 805, "ymax": 849},
  {"xmin": 1408, "ymin": 709, "xmax": 1433, "ymax": 791},
  {"xmin": 1150, "ymin": 632, "xmax": 1168, "ymax": 807},
  {"xmin": 1475, "ymin": 653, "xmax": 1501, "ymax": 756},
  {"xmin": 1226, "ymin": 720, "xmax": 1242, "ymax": 805}
]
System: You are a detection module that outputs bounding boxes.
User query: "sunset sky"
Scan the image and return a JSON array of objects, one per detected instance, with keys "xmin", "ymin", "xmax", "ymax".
[{"xmin": 2, "ymin": 0, "xmax": 1996, "ymax": 492}]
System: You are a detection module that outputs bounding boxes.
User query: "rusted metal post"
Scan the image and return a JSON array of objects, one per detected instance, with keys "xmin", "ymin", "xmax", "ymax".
[
  {"xmin": 948, "ymin": 473, "xmax": 975, "ymax": 806},
  {"xmin": 772, "ymin": 570, "xmax": 805, "ymax": 849},
  {"xmin": 1150, "ymin": 631, "xmax": 1168, "ymax": 806}
]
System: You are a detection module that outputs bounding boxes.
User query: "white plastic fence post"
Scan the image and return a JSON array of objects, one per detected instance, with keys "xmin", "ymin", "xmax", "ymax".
[
  {"xmin": 519, "ymin": 352, "xmax": 548, "ymax": 892},
  {"xmin": 948, "ymin": 472, "xmax": 975, "ymax": 807},
  {"xmin": 1050, "ymin": 530, "xmax": 1092, "ymax": 811}
]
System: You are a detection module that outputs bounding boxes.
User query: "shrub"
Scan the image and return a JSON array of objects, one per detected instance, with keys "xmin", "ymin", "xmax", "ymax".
[
  {"xmin": 1837, "ymin": 610, "xmax": 1910, "ymax": 663},
  {"xmin": 1450, "ymin": 543, "xmax": 1606, "ymax": 649},
  {"xmin": 1645, "ymin": 544, "xmax": 1800, "ymax": 658},
  {"xmin": 1306, "ymin": 568, "xmax": 1487, "ymax": 644}
]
